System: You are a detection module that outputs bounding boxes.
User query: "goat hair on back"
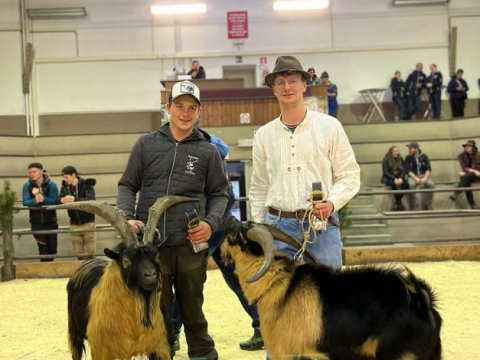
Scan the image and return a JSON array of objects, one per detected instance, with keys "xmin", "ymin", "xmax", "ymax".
[
  {"xmin": 221, "ymin": 217, "xmax": 443, "ymax": 360},
  {"xmin": 54, "ymin": 196, "xmax": 197, "ymax": 360}
]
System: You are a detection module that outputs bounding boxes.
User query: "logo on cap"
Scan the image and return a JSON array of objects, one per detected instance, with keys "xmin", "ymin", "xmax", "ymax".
[{"xmin": 181, "ymin": 82, "xmax": 195, "ymax": 95}]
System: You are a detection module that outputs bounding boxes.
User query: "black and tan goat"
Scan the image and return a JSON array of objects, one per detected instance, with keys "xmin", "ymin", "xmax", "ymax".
[
  {"xmin": 54, "ymin": 196, "xmax": 195, "ymax": 360},
  {"xmin": 222, "ymin": 217, "xmax": 442, "ymax": 360}
]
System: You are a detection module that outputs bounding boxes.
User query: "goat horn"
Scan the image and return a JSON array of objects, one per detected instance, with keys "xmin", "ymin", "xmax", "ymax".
[
  {"xmin": 143, "ymin": 196, "xmax": 198, "ymax": 243},
  {"xmin": 262, "ymin": 224, "xmax": 318, "ymax": 264},
  {"xmin": 48, "ymin": 201, "xmax": 139, "ymax": 247},
  {"xmin": 245, "ymin": 225, "xmax": 277, "ymax": 283}
]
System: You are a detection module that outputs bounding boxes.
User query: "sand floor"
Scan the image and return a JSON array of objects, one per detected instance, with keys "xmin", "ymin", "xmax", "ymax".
[{"xmin": 1, "ymin": 261, "xmax": 479, "ymax": 360}]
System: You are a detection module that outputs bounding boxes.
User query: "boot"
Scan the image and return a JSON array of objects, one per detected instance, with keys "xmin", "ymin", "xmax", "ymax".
[
  {"xmin": 449, "ymin": 193, "xmax": 459, "ymax": 201},
  {"xmin": 470, "ymin": 203, "xmax": 480, "ymax": 209},
  {"xmin": 173, "ymin": 334, "xmax": 180, "ymax": 351},
  {"xmin": 239, "ymin": 334, "xmax": 264, "ymax": 351}
]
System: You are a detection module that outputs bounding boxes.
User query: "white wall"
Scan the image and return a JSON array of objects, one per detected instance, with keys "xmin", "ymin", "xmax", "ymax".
[
  {"xmin": 0, "ymin": 0, "xmax": 479, "ymax": 115},
  {"xmin": 0, "ymin": 32, "xmax": 24, "ymax": 115}
]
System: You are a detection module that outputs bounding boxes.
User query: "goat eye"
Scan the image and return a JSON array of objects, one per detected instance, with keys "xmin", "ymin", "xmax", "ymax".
[{"xmin": 122, "ymin": 257, "xmax": 132, "ymax": 268}]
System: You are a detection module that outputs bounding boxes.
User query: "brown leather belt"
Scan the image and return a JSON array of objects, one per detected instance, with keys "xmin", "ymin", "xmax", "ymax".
[{"xmin": 268, "ymin": 207, "xmax": 340, "ymax": 227}]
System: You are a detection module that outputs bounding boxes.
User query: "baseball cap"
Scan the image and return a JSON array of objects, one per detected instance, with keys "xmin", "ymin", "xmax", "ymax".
[
  {"xmin": 169, "ymin": 81, "xmax": 201, "ymax": 105},
  {"xmin": 406, "ymin": 141, "xmax": 420, "ymax": 149},
  {"xmin": 61, "ymin": 166, "xmax": 78, "ymax": 176}
]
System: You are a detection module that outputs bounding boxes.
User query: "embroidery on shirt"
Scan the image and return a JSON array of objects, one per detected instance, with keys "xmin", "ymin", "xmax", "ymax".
[{"xmin": 185, "ymin": 155, "xmax": 199, "ymax": 175}]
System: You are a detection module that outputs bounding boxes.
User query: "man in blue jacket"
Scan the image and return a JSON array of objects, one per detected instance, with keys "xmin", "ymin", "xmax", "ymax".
[
  {"xmin": 22, "ymin": 162, "xmax": 59, "ymax": 262},
  {"xmin": 405, "ymin": 63, "xmax": 426, "ymax": 120}
]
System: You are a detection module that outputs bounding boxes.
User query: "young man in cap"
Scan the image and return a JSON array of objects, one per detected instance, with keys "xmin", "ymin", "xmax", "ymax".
[
  {"xmin": 117, "ymin": 80, "xmax": 229, "ymax": 359},
  {"xmin": 450, "ymin": 140, "xmax": 480, "ymax": 209},
  {"xmin": 404, "ymin": 142, "xmax": 435, "ymax": 210},
  {"xmin": 320, "ymin": 71, "xmax": 339, "ymax": 117},
  {"xmin": 250, "ymin": 55, "xmax": 360, "ymax": 268},
  {"xmin": 22, "ymin": 162, "xmax": 59, "ymax": 262},
  {"xmin": 59, "ymin": 166, "xmax": 97, "ymax": 259}
]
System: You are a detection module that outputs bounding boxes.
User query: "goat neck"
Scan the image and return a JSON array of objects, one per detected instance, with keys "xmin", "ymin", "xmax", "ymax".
[{"xmin": 143, "ymin": 195, "xmax": 198, "ymax": 243}]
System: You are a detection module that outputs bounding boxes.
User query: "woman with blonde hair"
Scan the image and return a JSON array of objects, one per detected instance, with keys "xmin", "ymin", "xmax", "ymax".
[{"xmin": 382, "ymin": 145, "xmax": 409, "ymax": 211}]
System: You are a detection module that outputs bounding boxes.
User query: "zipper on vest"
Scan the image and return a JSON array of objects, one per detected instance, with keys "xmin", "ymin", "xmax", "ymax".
[{"xmin": 163, "ymin": 141, "xmax": 179, "ymax": 240}]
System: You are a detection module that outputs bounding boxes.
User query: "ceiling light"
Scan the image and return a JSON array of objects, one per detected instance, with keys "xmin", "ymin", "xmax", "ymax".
[
  {"xmin": 26, "ymin": 7, "xmax": 87, "ymax": 19},
  {"xmin": 150, "ymin": 4, "xmax": 207, "ymax": 15},
  {"xmin": 392, "ymin": 0, "xmax": 449, "ymax": 6},
  {"xmin": 273, "ymin": 0, "xmax": 329, "ymax": 11}
]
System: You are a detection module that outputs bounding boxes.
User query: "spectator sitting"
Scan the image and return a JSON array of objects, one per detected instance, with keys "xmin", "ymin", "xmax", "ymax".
[
  {"xmin": 187, "ymin": 60, "xmax": 206, "ymax": 79},
  {"xmin": 390, "ymin": 71, "xmax": 407, "ymax": 121},
  {"xmin": 405, "ymin": 141, "xmax": 435, "ymax": 210},
  {"xmin": 449, "ymin": 139, "xmax": 480, "ymax": 209},
  {"xmin": 381, "ymin": 145, "xmax": 409, "ymax": 211},
  {"xmin": 307, "ymin": 67, "xmax": 320, "ymax": 86}
]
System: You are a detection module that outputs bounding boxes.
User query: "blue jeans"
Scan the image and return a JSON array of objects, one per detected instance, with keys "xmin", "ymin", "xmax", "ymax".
[
  {"xmin": 265, "ymin": 212, "xmax": 342, "ymax": 269},
  {"xmin": 172, "ymin": 230, "xmax": 261, "ymax": 338}
]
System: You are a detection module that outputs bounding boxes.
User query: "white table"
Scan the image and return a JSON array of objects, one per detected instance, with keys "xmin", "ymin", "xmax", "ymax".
[{"xmin": 358, "ymin": 88, "xmax": 388, "ymax": 123}]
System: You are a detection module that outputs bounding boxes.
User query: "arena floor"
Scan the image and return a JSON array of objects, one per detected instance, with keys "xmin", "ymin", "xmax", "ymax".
[{"xmin": 1, "ymin": 261, "xmax": 479, "ymax": 360}]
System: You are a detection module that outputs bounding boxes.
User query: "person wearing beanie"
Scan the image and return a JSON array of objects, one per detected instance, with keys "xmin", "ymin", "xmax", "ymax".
[
  {"xmin": 22, "ymin": 162, "xmax": 59, "ymax": 262},
  {"xmin": 117, "ymin": 80, "xmax": 229, "ymax": 360},
  {"xmin": 59, "ymin": 166, "xmax": 97, "ymax": 259}
]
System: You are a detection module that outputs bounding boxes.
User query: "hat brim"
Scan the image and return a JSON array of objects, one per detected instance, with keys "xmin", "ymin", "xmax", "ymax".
[
  {"xmin": 462, "ymin": 143, "xmax": 477, "ymax": 149},
  {"xmin": 265, "ymin": 70, "xmax": 311, "ymax": 88}
]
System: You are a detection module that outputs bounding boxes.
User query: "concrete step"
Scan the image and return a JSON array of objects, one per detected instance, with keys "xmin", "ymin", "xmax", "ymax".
[
  {"xmin": 348, "ymin": 204, "xmax": 380, "ymax": 215},
  {"xmin": 348, "ymin": 196, "xmax": 375, "ymax": 206},
  {"xmin": 344, "ymin": 233, "xmax": 393, "ymax": 246},
  {"xmin": 342, "ymin": 223, "xmax": 389, "ymax": 236}
]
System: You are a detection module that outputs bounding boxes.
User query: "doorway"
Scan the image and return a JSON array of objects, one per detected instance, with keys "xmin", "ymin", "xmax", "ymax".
[{"xmin": 223, "ymin": 65, "xmax": 256, "ymax": 88}]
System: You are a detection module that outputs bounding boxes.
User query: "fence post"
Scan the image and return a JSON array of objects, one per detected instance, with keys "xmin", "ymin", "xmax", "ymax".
[{"xmin": 1, "ymin": 181, "xmax": 18, "ymax": 281}]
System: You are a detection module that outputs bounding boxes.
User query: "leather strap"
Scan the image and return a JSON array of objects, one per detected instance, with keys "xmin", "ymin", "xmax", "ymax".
[{"xmin": 268, "ymin": 207, "xmax": 340, "ymax": 228}]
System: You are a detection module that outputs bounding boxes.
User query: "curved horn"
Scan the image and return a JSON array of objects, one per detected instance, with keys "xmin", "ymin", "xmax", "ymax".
[
  {"xmin": 245, "ymin": 225, "xmax": 277, "ymax": 283},
  {"xmin": 48, "ymin": 201, "xmax": 138, "ymax": 247},
  {"xmin": 143, "ymin": 196, "xmax": 199, "ymax": 243},
  {"xmin": 262, "ymin": 224, "xmax": 318, "ymax": 264}
]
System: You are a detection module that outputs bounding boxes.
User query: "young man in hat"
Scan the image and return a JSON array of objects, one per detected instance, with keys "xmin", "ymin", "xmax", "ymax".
[
  {"xmin": 59, "ymin": 166, "xmax": 97, "ymax": 259},
  {"xmin": 450, "ymin": 140, "xmax": 480, "ymax": 209},
  {"xmin": 250, "ymin": 55, "xmax": 360, "ymax": 269},
  {"xmin": 320, "ymin": 71, "xmax": 338, "ymax": 117},
  {"xmin": 404, "ymin": 141, "xmax": 435, "ymax": 210},
  {"xmin": 22, "ymin": 162, "xmax": 59, "ymax": 262},
  {"xmin": 117, "ymin": 80, "xmax": 229, "ymax": 359}
]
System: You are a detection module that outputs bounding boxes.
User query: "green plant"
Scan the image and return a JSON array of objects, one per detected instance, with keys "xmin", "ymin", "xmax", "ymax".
[
  {"xmin": 338, "ymin": 202, "xmax": 353, "ymax": 244},
  {"xmin": 0, "ymin": 180, "xmax": 18, "ymax": 281}
]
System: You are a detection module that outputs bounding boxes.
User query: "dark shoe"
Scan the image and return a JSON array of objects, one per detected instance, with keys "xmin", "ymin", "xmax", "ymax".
[
  {"xmin": 239, "ymin": 335, "xmax": 264, "ymax": 351},
  {"xmin": 470, "ymin": 203, "xmax": 480, "ymax": 209},
  {"xmin": 424, "ymin": 204, "xmax": 433, "ymax": 210},
  {"xmin": 450, "ymin": 194, "xmax": 458, "ymax": 201},
  {"xmin": 173, "ymin": 335, "xmax": 180, "ymax": 351},
  {"xmin": 397, "ymin": 202, "xmax": 405, "ymax": 211}
]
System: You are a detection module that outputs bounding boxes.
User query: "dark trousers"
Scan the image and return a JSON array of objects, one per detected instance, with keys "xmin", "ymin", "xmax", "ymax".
[
  {"xmin": 450, "ymin": 98, "xmax": 466, "ymax": 118},
  {"xmin": 407, "ymin": 95, "xmax": 421, "ymax": 119},
  {"xmin": 172, "ymin": 231, "xmax": 260, "ymax": 337},
  {"xmin": 385, "ymin": 178, "xmax": 409, "ymax": 202},
  {"xmin": 159, "ymin": 245, "xmax": 217, "ymax": 360},
  {"xmin": 429, "ymin": 92, "xmax": 442, "ymax": 119},
  {"xmin": 31, "ymin": 222, "xmax": 58, "ymax": 262},
  {"xmin": 393, "ymin": 96, "xmax": 406, "ymax": 120},
  {"xmin": 455, "ymin": 172, "xmax": 479, "ymax": 204}
]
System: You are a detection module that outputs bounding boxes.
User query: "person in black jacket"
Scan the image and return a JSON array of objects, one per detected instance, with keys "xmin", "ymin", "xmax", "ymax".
[
  {"xmin": 447, "ymin": 69, "xmax": 469, "ymax": 118},
  {"xmin": 404, "ymin": 142, "xmax": 435, "ymax": 210},
  {"xmin": 390, "ymin": 71, "xmax": 407, "ymax": 121},
  {"xmin": 405, "ymin": 62, "xmax": 426, "ymax": 120},
  {"xmin": 59, "ymin": 166, "xmax": 97, "ymax": 260},
  {"xmin": 425, "ymin": 64, "xmax": 443, "ymax": 119},
  {"xmin": 187, "ymin": 60, "xmax": 206, "ymax": 79},
  {"xmin": 382, "ymin": 145, "xmax": 409, "ymax": 210},
  {"xmin": 22, "ymin": 162, "xmax": 59, "ymax": 262},
  {"xmin": 117, "ymin": 80, "xmax": 228, "ymax": 360}
]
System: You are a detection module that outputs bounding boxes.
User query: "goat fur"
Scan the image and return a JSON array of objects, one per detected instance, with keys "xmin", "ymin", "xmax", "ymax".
[{"xmin": 222, "ymin": 221, "xmax": 442, "ymax": 360}]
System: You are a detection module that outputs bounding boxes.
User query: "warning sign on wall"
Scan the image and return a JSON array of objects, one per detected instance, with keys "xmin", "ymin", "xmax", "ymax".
[{"xmin": 227, "ymin": 11, "xmax": 248, "ymax": 39}]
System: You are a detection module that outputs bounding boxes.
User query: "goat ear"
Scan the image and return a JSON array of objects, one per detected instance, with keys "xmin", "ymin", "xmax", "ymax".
[{"xmin": 104, "ymin": 247, "xmax": 121, "ymax": 260}]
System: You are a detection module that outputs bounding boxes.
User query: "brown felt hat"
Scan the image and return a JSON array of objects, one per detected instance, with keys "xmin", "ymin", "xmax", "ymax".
[
  {"xmin": 264, "ymin": 56, "xmax": 310, "ymax": 88},
  {"xmin": 462, "ymin": 139, "xmax": 477, "ymax": 149}
]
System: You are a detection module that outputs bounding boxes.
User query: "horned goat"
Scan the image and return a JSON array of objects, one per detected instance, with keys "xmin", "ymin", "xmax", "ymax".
[
  {"xmin": 221, "ymin": 217, "xmax": 443, "ymax": 360},
  {"xmin": 53, "ymin": 196, "xmax": 195, "ymax": 360}
]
